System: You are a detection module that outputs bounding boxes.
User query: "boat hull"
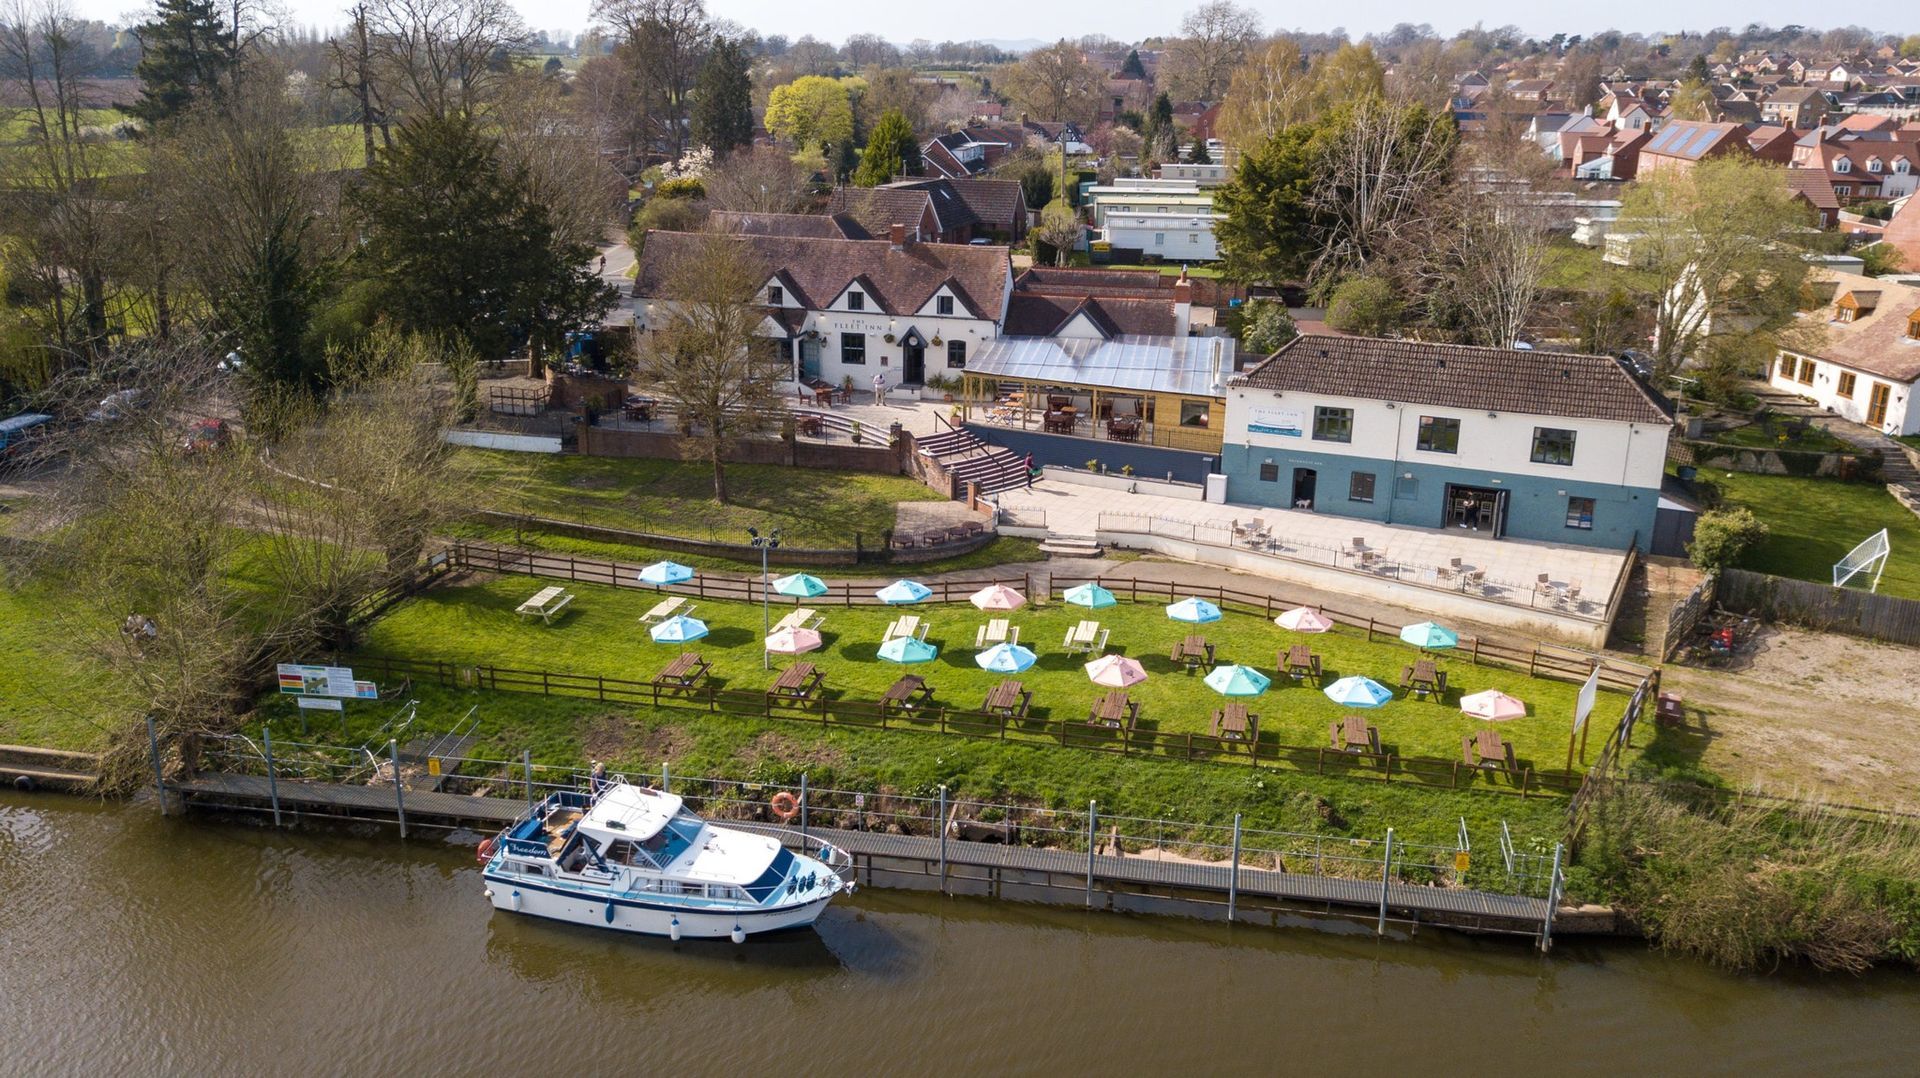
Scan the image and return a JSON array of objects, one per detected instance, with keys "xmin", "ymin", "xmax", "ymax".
[{"xmin": 483, "ymin": 874, "xmax": 835, "ymax": 939}]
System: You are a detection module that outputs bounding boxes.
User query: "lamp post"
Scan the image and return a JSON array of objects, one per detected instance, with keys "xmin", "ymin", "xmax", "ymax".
[{"xmin": 749, "ymin": 526, "xmax": 783, "ymax": 669}]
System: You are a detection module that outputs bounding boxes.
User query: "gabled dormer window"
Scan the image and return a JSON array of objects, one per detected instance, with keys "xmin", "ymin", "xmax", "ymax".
[
  {"xmin": 936, "ymin": 295, "xmax": 954, "ymax": 316},
  {"xmin": 1867, "ymin": 157, "xmax": 1884, "ymax": 173},
  {"xmin": 847, "ymin": 291, "xmax": 865, "ymax": 311},
  {"xmin": 1908, "ymin": 311, "xmax": 1920, "ymax": 341},
  {"xmin": 1895, "ymin": 158, "xmax": 1913, "ymax": 175},
  {"xmin": 1834, "ymin": 156, "xmax": 1852, "ymax": 173},
  {"xmin": 767, "ymin": 285, "xmax": 783, "ymax": 305}
]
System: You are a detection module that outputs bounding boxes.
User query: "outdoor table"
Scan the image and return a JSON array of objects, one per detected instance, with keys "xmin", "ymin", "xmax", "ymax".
[
  {"xmin": 1332, "ymin": 715, "xmax": 1378, "ymax": 753},
  {"xmin": 882, "ymin": 675, "xmax": 934, "ymax": 714},
  {"xmin": 976, "ymin": 619, "xmax": 1016, "ymax": 648},
  {"xmin": 515, "ymin": 585, "xmax": 574, "ymax": 624},
  {"xmin": 808, "ymin": 384, "xmax": 836, "ymax": 408},
  {"xmin": 651, "ymin": 652, "xmax": 710, "ymax": 695},
  {"xmin": 622, "ymin": 395, "xmax": 656, "ymax": 421},
  {"xmin": 769, "ymin": 662, "xmax": 824, "ymax": 701},
  {"xmin": 1063, "ymin": 619, "xmax": 1102, "ymax": 654},
  {"xmin": 772, "ymin": 607, "xmax": 819, "ymax": 633},
  {"xmin": 1401, "ymin": 659, "xmax": 1446, "ymax": 698},
  {"xmin": 1212, "ymin": 703, "xmax": 1255, "ymax": 741},
  {"xmin": 1172, "ymin": 634, "xmax": 1214, "ymax": 670},
  {"xmin": 891, "ymin": 534, "xmax": 916, "ymax": 550},
  {"xmin": 960, "ymin": 521, "xmax": 986, "ymax": 537},
  {"xmin": 923, "ymin": 530, "xmax": 948, "ymax": 546},
  {"xmin": 795, "ymin": 414, "xmax": 825, "ymax": 437},
  {"xmin": 1281, "ymin": 644, "xmax": 1322, "ymax": 682},
  {"xmin": 1043, "ymin": 411, "xmax": 1075, "ymax": 434},
  {"xmin": 982, "ymin": 679, "xmax": 1032, "ymax": 718},
  {"xmin": 1088, "ymin": 690, "xmax": 1137, "ymax": 729},
  {"xmin": 639, "ymin": 595, "xmax": 687, "ymax": 625},
  {"xmin": 883, "ymin": 614, "xmax": 922, "ymax": 642},
  {"xmin": 1465, "ymin": 728, "xmax": 1514, "ymax": 769}
]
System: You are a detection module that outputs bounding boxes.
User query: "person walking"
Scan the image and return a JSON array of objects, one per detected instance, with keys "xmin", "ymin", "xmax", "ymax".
[
  {"xmin": 872, "ymin": 371, "xmax": 888, "ymax": 407},
  {"xmin": 1024, "ymin": 453, "xmax": 1036, "ymax": 488}
]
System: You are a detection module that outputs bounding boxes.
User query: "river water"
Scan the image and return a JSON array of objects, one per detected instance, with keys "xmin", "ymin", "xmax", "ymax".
[{"xmin": 4, "ymin": 792, "xmax": 1918, "ymax": 1077}]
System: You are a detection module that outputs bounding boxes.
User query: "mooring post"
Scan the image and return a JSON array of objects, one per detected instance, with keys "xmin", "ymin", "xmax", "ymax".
[
  {"xmin": 390, "ymin": 739, "xmax": 407, "ymax": 840},
  {"xmin": 799, "ymin": 772, "xmax": 809, "ymax": 840},
  {"xmin": 145, "ymin": 715, "xmax": 167, "ymax": 816},
  {"xmin": 937, "ymin": 785, "xmax": 948, "ymax": 894},
  {"xmin": 1085, "ymin": 800, "xmax": 1098, "ymax": 907},
  {"xmin": 1377, "ymin": 828, "xmax": 1395, "ymax": 935},
  {"xmin": 262, "ymin": 725, "xmax": 282, "ymax": 829},
  {"xmin": 662, "ymin": 760, "xmax": 670, "ymax": 793},
  {"xmin": 1228, "ymin": 812, "xmax": 1243, "ymax": 923},
  {"xmin": 522, "ymin": 750, "xmax": 534, "ymax": 806},
  {"xmin": 1541, "ymin": 842, "xmax": 1565, "ymax": 953}
]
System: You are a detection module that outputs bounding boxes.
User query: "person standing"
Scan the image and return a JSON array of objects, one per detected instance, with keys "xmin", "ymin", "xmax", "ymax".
[
  {"xmin": 871, "ymin": 371, "xmax": 888, "ymax": 407},
  {"xmin": 1024, "ymin": 453, "xmax": 1036, "ymax": 488}
]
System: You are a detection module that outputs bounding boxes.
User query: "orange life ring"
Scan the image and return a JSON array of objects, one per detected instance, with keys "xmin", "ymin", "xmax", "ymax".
[
  {"xmin": 476, "ymin": 837, "xmax": 497, "ymax": 864},
  {"xmin": 770, "ymin": 792, "xmax": 800, "ymax": 821}
]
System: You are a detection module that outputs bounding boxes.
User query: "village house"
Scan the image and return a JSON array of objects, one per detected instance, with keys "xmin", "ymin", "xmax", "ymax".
[
  {"xmin": 920, "ymin": 120, "xmax": 1087, "ymax": 178},
  {"xmin": 1768, "ymin": 270, "xmax": 1920, "ymax": 437},
  {"xmin": 1221, "ymin": 337, "xmax": 1673, "ymax": 551},
  {"xmin": 826, "ymin": 177, "xmax": 1032, "ymax": 244},
  {"xmin": 1635, "ymin": 120, "xmax": 1752, "ymax": 175}
]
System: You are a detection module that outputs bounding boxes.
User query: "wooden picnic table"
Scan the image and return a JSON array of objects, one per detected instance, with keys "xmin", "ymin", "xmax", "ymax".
[
  {"xmin": 982, "ymin": 679, "xmax": 1032, "ymax": 718},
  {"xmin": 651, "ymin": 652, "xmax": 710, "ymax": 694},
  {"xmin": 1062, "ymin": 619, "xmax": 1103, "ymax": 654},
  {"xmin": 1401, "ymin": 659, "xmax": 1447, "ymax": 698},
  {"xmin": 1464, "ymin": 728, "xmax": 1515, "ymax": 769},
  {"xmin": 639, "ymin": 595, "xmax": 687, "ymax": 625},
  {"xmin": 772, "ymin": 607, "xmax": 819, "ymax": 633},
  {"xmin": 1087, "ymin": 689, "xmax": 1138, "ymax": 729},
  {"xmin": 1280, "ymin": 644, "xmax": 1322, "ymax": 682},
  {"xmin": 1211, "ymin": 703, "xmax": 1257, "ymax": 741},
  {"xmin": 1330, "ymin": 715, "xmax": 1379, "ymax": 754},
  {"xmin": 976, "ymin": 618, "xmax": 1018, "ymax": 648},
  {"xmin": 516, "ymin": 585, "xmax": 573, "ymax": 624},
  {"xmin": 883, "ymin": 614, "xmax": 922, "ymax": 642},
  {"xmin": 768, "ymin": 661, "xmax": 824, "ymax": 701},
  {"xmin": 881, "ymin": 675, "xmax": 934, "ymax": 714},
  {"xmin": 1171, "ymin": 634, "xmax": 1214, "ymax": 670}
]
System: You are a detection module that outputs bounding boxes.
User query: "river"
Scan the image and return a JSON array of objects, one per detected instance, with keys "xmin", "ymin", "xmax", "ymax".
[{"xmin": 4, "ymin": 792, "xmax": 1918, "ymax": 1077}]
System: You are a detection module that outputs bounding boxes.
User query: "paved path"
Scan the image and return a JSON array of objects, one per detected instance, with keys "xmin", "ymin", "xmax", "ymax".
[
  {"xmin": 995, "ymin": 479, "xmax": 1626, "ymax": 613},
  {"xmin": 594, "ymin": 231, "xmax": 635, "ymax": 327}
]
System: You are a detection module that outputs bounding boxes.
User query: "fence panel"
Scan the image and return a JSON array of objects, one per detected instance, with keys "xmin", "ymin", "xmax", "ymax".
[{"xmin": 1719, "ymin": 568, "xmax": 1920, "ymax": 646}]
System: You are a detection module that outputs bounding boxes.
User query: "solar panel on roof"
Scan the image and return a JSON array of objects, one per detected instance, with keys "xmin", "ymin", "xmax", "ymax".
[{"xmin": 1684, "ymin": 128, "xmax": 1719, "ymax": 158}]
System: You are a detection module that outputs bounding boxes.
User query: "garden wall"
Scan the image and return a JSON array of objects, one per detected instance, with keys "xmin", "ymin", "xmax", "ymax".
[
  {"xmin": 577, "ymin": 423, "xmax": 903, "ymax": 473},
  {"xmin": 443, "ymin": 430, "xmax": 564, "ymax": 453},
  {"xmin": 1669, "ymin": 439, "xmax": 1881, "ymax": 481}
]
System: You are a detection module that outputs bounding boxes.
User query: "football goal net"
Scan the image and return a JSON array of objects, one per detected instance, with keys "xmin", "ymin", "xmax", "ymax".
[{"xmin": 1833, "ymin": 528, "xmax": 1890, "ymax": 592}]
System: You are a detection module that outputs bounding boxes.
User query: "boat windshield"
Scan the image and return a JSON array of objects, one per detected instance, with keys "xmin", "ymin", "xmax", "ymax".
[{"xmin": 639, "ymin": 811, "xmax": 703, "ymax": 866}]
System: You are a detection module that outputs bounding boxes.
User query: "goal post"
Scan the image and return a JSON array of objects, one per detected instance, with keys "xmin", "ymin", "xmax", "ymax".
[{"xmin": 1833, "ymin": 528, "xmax": 1890, "ymax": 592}]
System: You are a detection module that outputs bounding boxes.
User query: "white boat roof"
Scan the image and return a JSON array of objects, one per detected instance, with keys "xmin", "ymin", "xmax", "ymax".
[{"xmin": 580, "ymin": 783, "xmax": 683, "ymax": 842}]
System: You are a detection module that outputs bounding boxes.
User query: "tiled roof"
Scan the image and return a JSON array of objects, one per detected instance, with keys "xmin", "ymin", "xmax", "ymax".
[
  {"xmin": 1231, "ymin": 335, "xmax": 1673, "ymax": 425},
  {"xmin": 826, "ymin": 188, "xmax": 938, "ymax": 238},
  {"xmin": 1792, "ymin": 269, "xmax": 1920, "ymax": 383},
  {"xmin": 1002, "ymin": 294, "xmax": 1175, "ymax": 337},
  {"xmin": 1785, "ymin": 168, "xmax": 1841, "ymax": 211},
  {"xmin": 709, "ymin": 211, "xmax": 856, "ymax": 239},
  {"xmin": 1643, "ymin": 120, "xmax": 1745, "ymax": 160},
  {"xmin": 1012, "ymin": 266, "xmax": 1176, "ymax": 297},
  {"xmin": 634, "ymin": 231, "xmax": 1012, "ymax": 321},
  {"xmin": 883, "ymin": 177, "xmax": 1027, "ymax": 230}
]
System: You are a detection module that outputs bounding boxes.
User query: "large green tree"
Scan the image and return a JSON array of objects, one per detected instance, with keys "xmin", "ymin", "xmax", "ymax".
[
  {"xmin": 350, "ymin": 114, "xmax": 616, "ymax": 360},
  {"xmin": 124, "ymin": 0, "xmax": 239, "ymax": 128},
  {"xmin": 764, "ymin": 75, "xmax": 853, "ymax": 150},
  {"xmin": 690, "ymin": 34, "xmax": 753, "ymax": 157},
  {"xmin": 1212, "ymin": 122, "xmax": 1320, "ymax": 284},
  {"xmin": 853, "ymin": 108, "xmax": 918, "ymax": 186}
]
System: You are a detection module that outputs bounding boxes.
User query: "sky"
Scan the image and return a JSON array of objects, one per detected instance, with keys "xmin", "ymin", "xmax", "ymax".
[{"xmin": 66, "ymin": 0, "xmax": 1910, "ymax": 46}]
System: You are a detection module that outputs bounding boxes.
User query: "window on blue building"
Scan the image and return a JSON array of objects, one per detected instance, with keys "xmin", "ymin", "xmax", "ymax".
[
  {"xmin": 1258, "ymin": 461, "xmax": 1279, "ymax": 482},
  {"xmin": 1531, "ymin": 427, "xmax": 1577, "ymax": 466},
  {"xmin": 1416, "ymin": 416, "xmax": 1460, "ymax": 454},
  {"xmin": 1349, "ymin": 472, "xmax": 1375, "ymax": 503},
  {"xmin": 1565, "ymin": 496, "xmax": 1595, "ymax": 530}
]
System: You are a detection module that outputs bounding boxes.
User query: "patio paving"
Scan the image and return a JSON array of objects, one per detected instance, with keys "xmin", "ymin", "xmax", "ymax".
[{"xmin": 994, "ymin": 479, "xmax": 1629, "ymax": 621}]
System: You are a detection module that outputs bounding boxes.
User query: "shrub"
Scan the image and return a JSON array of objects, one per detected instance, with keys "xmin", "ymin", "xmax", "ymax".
[
  {"xmin": 627, "ymin": 196, "xmax": 707, "ymax": 255},
  {"xmin": 1324, "ymin": 276, "xmax": 1401, "ymax": 337},
  {"xmin": 1240, "ymin": 298, "xmax": 1298, "ymax": 355},
  {"xmin": 655, "ymin": 176, "xmax": 706, "ymax": 200},
  {"xmin": 1688, "ymin": 506, "xmax": 1768, "ymax": 572}
]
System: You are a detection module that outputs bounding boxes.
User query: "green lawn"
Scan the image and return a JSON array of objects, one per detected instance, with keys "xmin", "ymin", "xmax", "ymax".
[
  {"xmin": 1704, "ymin": 421, "xmax": 1851, "ymax": 454},
  {"xmin": 0, "ymin": 581, "xmax": 124, "ymax": 751},
  {"xmin": 448, "ymin": 520, "xmax": 1042, "ymax": 577},
  {"xmin": 452, "ymin": 450, "xmax": 943, "ymax": 550},
  {"xmin": 359, "ymin": 574, "xmax": 1634, "ymax": 778},
  {"xmin": 1701, "ymin": 471, "xmax": 1920, "ymax": 598},
  {"xmin": 246, "ymin": 678, "xmax": 1573, "ymax": 876},
  {"xmin": 1540, "ymin": 239, "xmax": 1661, "ymax": 294}
]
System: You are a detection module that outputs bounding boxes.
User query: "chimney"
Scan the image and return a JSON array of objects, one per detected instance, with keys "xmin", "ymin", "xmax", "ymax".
[
  {"xmin": 890, "ymin": 222, "xmax": 907, "ymax": 249},
  {"xmin": 1172, "ymin": 266, "xmax": 1193, "ymax": 338}
]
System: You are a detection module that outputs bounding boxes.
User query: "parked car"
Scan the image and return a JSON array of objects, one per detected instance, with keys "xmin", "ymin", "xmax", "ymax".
[
  {"xmin": 0, "ymin": 412, "xmax": 51, "ymax": 455},
  {"xmin": 1619, "ymin": 349, "xmax": 1656, "ymax": 380}
]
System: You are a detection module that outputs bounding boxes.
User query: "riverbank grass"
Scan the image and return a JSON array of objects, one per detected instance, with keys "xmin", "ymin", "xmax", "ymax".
[{"xmin": 357, "ymin": 573, "xmax": 1639, "ymax": 777}]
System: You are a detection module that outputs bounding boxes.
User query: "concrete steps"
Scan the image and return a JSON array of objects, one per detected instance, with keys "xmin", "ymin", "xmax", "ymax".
[{"xmin": 1039, "ymin": 532, "xmax": 1103, "ymax": 558}]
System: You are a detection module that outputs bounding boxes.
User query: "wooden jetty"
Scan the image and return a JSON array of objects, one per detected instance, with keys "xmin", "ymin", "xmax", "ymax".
[{"xmin": 168, "ymin": 772, "xmax": 1556, "ymax": 941}]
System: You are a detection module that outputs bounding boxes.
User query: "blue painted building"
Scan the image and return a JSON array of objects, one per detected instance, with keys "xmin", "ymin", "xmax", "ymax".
[{"xmin": 1222, "ymin": 337, "xmax": 1674, "ymax": 551}]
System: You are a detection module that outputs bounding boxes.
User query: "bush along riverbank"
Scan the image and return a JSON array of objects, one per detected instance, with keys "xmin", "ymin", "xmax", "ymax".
[{"xmin": 1577, "ymin": 782, "xmax": 1920, "ymax": 973}]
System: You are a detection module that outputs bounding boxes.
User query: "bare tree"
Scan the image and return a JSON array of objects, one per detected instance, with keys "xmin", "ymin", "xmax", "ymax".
[
  {"xmin": 999, "ymin": 40, "xmax": 1103, "ymax": 124},
  {"xmin": 635, "ymin": 231, "xmax": 784, "ymax": 503},
  {"xmin": 592, "ymin": 0, "xmax": 710, "ymax": 162},
  {"xmin": 1423, "ymin": 197, "xmax": 1551, "ymax": 348},
  {"xmin": 1217, "ymin": 36, "xmax": 1314, "ymax": 147},
  {"xmin": 327, "ymin": 2, "xmax": 390, "ymax": 165},
  {"xmin": 362, "ymin": 0, "xmax": 529, "ymax": 121},
  {"xmin": 926, "ymin": 87, "xmax": 975, "ymax": 131},
  {"xmin": 1306, "ymin": 96, "xmax": 1457, "ymax": 285},
  {"xmin": 701, "ymin": 144, "xmax": 812, "ymax": 214},
  {"xmin": 492, "ymin": 70, "xmax": 624, "ymax": 251},
  {"xmin": 1160, "ymin": 1, "xmax": 1262, "ymax": 102}
]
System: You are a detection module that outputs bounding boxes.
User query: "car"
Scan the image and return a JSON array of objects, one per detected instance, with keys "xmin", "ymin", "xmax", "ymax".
[
  {"xmin": 86, "ymin": 388, "xmax": 140, "ymax": 423},
  {"xmin": 1618, "ymin": 349, "xmax": 1656, "ymax": 380},
  {"xmin": 181, "ymin": 417, "xmax": 231, "ymax": 455}
]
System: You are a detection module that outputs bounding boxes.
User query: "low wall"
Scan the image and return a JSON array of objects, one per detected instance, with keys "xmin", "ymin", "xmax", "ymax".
[
  {"xmin": 1671, "ymin": 439, "xmax": 1881, "ymax": 481},
  {"xmin": 470, "ymin": 510, "xmax": 867, "ymax": 566},
  {"xmin": 444, "ymin": 430, "xmax": 564, "ymax": 453},
  {"xmin": 964, "ymin": 424, "xmax": 1216, "ymax": 484},
  {"xmin": 578, "ymin": 423, "xmax": 903, "ymax": 472},
  {"xmin": 1092, "ymin": 526, "xmax": 1611, "ymax": 647},
  {"xmin": 1040, "ymin": 466, "xmax": 1205, "ymax": 500}
]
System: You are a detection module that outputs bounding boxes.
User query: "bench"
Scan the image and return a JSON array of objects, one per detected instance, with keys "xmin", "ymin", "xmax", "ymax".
[
  {"xmin": 651, "ymin": 652, "xmax": 710, "ymax": 695},
  {"xmin": 639, "ymin": 596, "xmax": 687, "ymax": 625},
  {"xmin": 516, "ymin": 586, "xmax": 574, "ymax": 624}
]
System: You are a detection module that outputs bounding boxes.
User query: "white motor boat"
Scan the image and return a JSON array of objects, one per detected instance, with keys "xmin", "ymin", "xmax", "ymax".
[{"xmin": 479, "ymin": 780, "xmax": 853, "ymax": 941}]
